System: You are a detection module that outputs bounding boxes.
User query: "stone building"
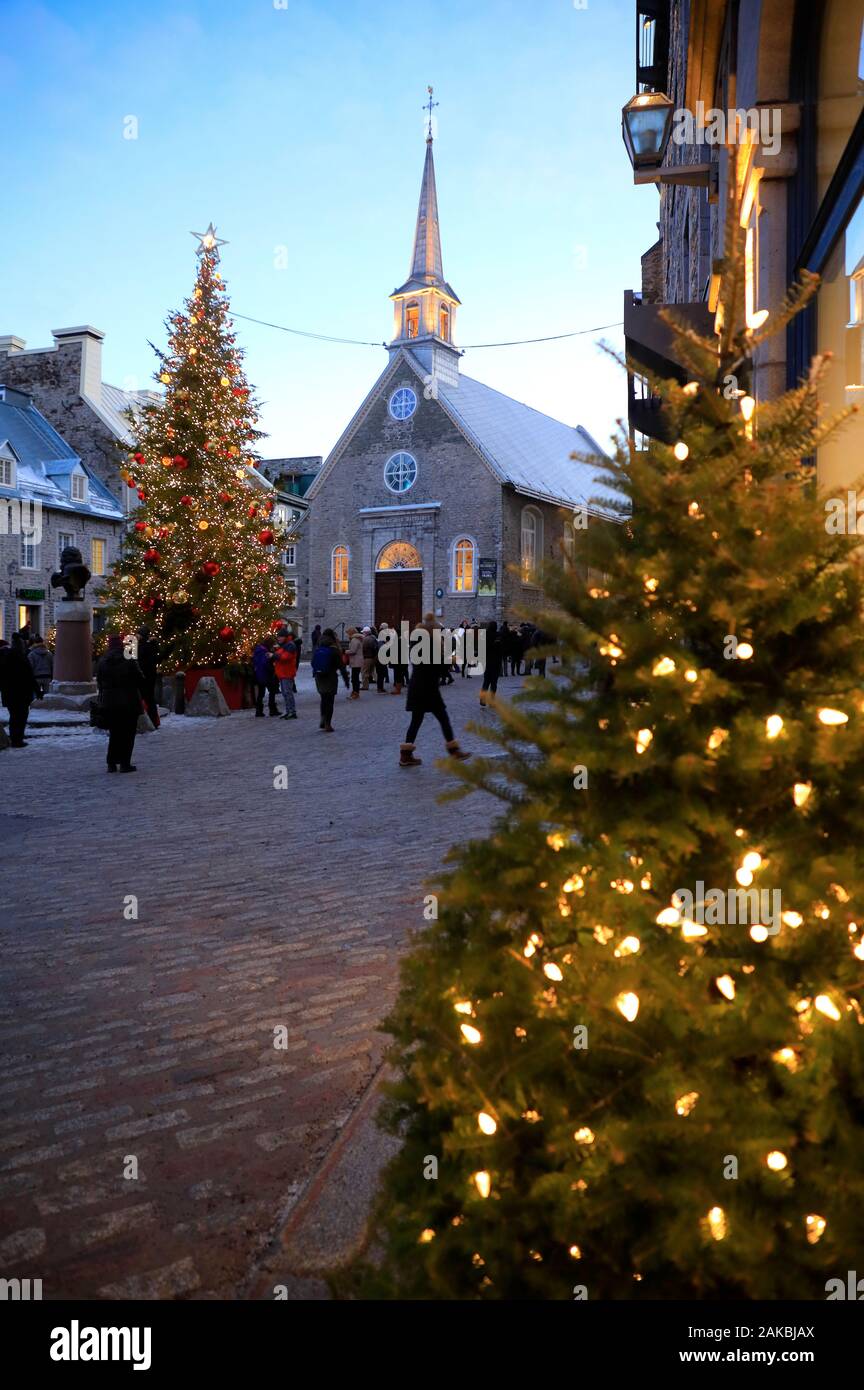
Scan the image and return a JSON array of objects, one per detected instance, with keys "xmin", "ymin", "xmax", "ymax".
[
  {"xmin": 305, "ymin": 129, "xmax": 614, "ymax": 637},
  {"xmin": 623, "ymin": 0, "xmax": 864, "ymax": 493},
  {"xmin": 0, "ymin": 385, "xmax": 123, "ymax": 642},
  {"xmin": 0, "ymin": 325, "xmax": 159, "ymax": 516}
]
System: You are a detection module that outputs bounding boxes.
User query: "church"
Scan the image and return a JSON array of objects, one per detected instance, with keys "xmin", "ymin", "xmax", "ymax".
[{"xmin": 303, "ymin": 113, "xmax": 614, "ymax": 637}]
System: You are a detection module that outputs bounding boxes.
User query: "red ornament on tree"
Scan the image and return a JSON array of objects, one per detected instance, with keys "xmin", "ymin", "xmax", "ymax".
[
  {"xmin": 201, "ymin": 561, "xmax": 221, "ymax": 577},
  {"xmin": 257, "ymin": 528, "xmax": 275, "ymax": 546},
  {"xmin": 127, "ymin": 479, "xmax": 137, "ymax": 489},
  {"xmin": 219, "ymin": 625, "xmax": 235, "ymax": 640},
  {"xmin": 134, "ymin": 521, "xmax": 147, "ymax": 532},
  {"xmin": 143, "ymin": 548, "xmax": 161, "ymax": 565},
  {"xmin": 133, "ymin": 452, "xmax": 145, "ymax": 464},
  {"xmin": 247, "ymin": 504, "xmax": 257, "ymax": 518},
  {"xmin": 218, "ymin": 491, "xmax": 233, "ymax": 504},
  {"xmin": 173, "ymin": 454, "xmax": 189, "ymax": 469},
  {"xmin": 180, "ymin": 496, "xmax": 193, "ymax": 506},
  {"xmin": 137, "ymin": 490, "xmax": 146, "ymax": 500}
]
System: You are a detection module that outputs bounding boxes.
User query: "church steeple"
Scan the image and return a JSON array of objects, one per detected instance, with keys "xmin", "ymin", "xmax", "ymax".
[{"xmin": 389, "ymin": 90, "xmax": 461, "ymax": 382}]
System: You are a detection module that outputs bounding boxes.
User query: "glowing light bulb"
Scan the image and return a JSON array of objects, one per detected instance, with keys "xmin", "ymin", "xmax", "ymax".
[
  {"xmin": 766, "ymin": 715, "xmax": 784, "ymax": 739},
  {"xmin": 473, "ymin": 1170, "xmax": 491, "ymax": 1198},
  {"xmin": 635, "ymin": 728, "xmax": 653, "ymax": 754},
  {"xmin": 685, "ymin": 668, "xmax": 698, "ymax": 682},
  {"xmin": 749, "ymin": 308, "xmax": 770, "ymax": 329},
  {"xmin": 682, "ymin": 381, "xmax": 699, "ymax": 396},
  {"xmin": 773, "ymin": 1047, "xmax": 798, "ymax": 1070},
  {"xmin": 569, "ymin": 1244, "xmax": 582, "ymax": 1259},
  {"xmin": 854, "ymin": 940, "xmax": 864, "ymax": 961},
  {"xmin": 656, "ymin": 906, "xmax": 680, "ymax": 926},
  {"xmin": 460, "ymin": 1023, "xmax": 482, "ymax": 1045},
  {"xmin": 573, "ymin": 1127, "xmax": 595, "ymax": 1145},
  {"xmin": 454, "ymin": 1001, "xmax": 473, "ymax": 1015},
  {"xmin": 736, "ymin": 642, "xmax": 754, "ymax": 660},
  {"xmin": 740, "ymin": 396, "xmax": 756, "ymax": 422},
  {"xmin": 418, "ymin": 1228, "xmax": 435, "ymax": 1243},
  {"xmin": 688, "ymin": 500, "xmax": 701, "ymax": 516},
  {"xmin": 707, "ymin": 728, "xmax": 728, "ymax": 750},
  {"xmin": 673, "ymin": 441, "xmax": 690, "ymax": 461},
  {"xmin": 675, "ymin": 1091, "xmax": 699, "ymax": 1116},
  {"xmin": 805, "ymin": 1214, "xmax": 827, "ymax": 1245},
  {"xmin": 766, "ymin": 1151, "xmax": 787, "ymax": 1171},
  {"xmin": 653, "ymin": 657, "xmax": 676, "ymax": 676},
  {"xmin": 750, "ymin": 925, "xmax": 769, "ymax": 943},
  {"xmin": 742, "ymin": 851, "xmax": 762, "ymax": 873},
  {"xmin": 562, "ymin": 875, "xmax": 583, "ymax": 893},
  {"xmin": 644, "ymin": 576, "xmax": 658, "ymax": 592},
  {"xmin": 781, "ymin": 911, "xmax": 803, "ymax": 928},
  {"xmin": 681, "ymin": 920, "xmax": 708, "ymax": 940},
  {"xmin": 736, "ymin": 868, "xmax": 753, "ymax": 887},
  {"xmin": 814, "ymin": 994, "xmax": 842, "ymax": 1021},
  {"xmin": 523, "ymin": 941, "xmax": 536, "ymax": 958},
  {"xmin": 793, "ymin": 782, "xmax": 812, "ymax": 808},
  {"xmin": 543, "ymin": 963, "xmax": 564, "ymax": 982},
  {"xmin": 715, "ymin": 975, "xmax": 736, "ymax": 1000},
  {"xmin": 478, "ymin": 1112, "xmax": 497, "ymax": 1135},
  {"xmin": 818, "ymin": 708, "xmax": 848, "ymax": 726},
  {"xmin": 615, "ymin": 991, "xmax": 639, "ymax": 1022},
  {"xmin": 546, "ymin": 832, "xmax": 566, "ymax": 852},
  {"xmin": 615, "ymin": 935, "xmax": 641, "ymax": 957},
  {"xmin": 707, "ymin": 1206, "xmax": 727, "ymax": 1241}
]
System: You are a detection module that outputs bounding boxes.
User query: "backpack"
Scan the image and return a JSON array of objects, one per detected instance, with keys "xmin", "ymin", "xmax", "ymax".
[{"xmin": 311, "ymin": 644, "xmax": 336, "ymax": 676}]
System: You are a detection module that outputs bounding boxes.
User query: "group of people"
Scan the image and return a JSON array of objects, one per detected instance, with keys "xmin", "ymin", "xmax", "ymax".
[
  {"xmin": 0, "ymin": 630, "xmax": 51, "ymax": 747},
  {"xmin": 251, "ymin": 628, "xmax": 302, "ymax": 718}
]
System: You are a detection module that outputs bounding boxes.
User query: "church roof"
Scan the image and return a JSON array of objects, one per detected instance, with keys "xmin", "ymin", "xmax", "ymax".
[
  {"xmin": 392, "ymin": 138, "xmax": 461, "ymax": 304},
  {"xmin": 401, "ymin": 350, "xmax": 617, "ymax": 514}
]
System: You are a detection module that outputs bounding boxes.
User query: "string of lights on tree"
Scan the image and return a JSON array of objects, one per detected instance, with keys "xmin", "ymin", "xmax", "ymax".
[
  {"xmin": 344, "ymin": 162, "xmax": 864, "ymax": 1301},
  {"xmin": 104, "ymin": 225, "xmax": 292, "ymax": 668}
]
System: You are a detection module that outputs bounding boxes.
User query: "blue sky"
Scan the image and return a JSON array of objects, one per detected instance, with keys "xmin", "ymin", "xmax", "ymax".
[{"xmin": 1, "ymin": 0, "xmax": 658, "ymax": 459}]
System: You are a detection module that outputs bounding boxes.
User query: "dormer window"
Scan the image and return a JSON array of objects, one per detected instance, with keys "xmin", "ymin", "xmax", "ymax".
[
  {"xmin": 405, "ymin": 303, "xmax": 420, "ymax": 339},
  {"xmin": 0, "ymin": 456, "xmax": 14, "ymax": 488},
  {"xmin": 71, "ymin": 472, "xmax": 88, "ymax": 503}
]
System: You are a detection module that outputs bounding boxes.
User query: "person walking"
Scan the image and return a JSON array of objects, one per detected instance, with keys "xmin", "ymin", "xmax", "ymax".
[
  {"xmin": 509, "ymin": 624, "xmax": 525, "ymax": 676},
  {"xmin": 499, "ymin": 621, "xmax": 511, "ymax": 677},
  {"xmin": 479, "ymin": 620, "xmax": 503, "ymax": 708},
  {"xmin": 136, "ymin": 625, "xmax": 160, "ymax": 728},
  {"xmin": 273, "ymin": 630, "xmax": 298, "ymax": 719},
  {"xmin": 0, "ymin": 632, "xmax": 38, "ymax": 747},
  {"xmin": 310, "ymin": 623, "xmax": 322, "ymax": 653},
  {"xmin": 96, "ymin": 634, "xmax": 146, "ymax": 773},
  {"xmin": 252, "ymin": 636, "xmax": 279, "ymax": 717},
  {"xmin": 346, "ymin": 627, "xmax": 364, "ymax": 698},
  {"xmin": 360, "ymin": 627, "xmax": 378, "ymax": 691},
  {"xmin": 312, "ymin": 628, "xmax": 341, "ymax": 732},
  {"xmin": 27, "ymin": 635, "xmax": 53, "ymax": 698},
  {"xmin": 399, "ymin": 613, "xmax": 470, "ymax": 766},
  {"xmin": 375, "ymin": 624, "xmax": 391, "ymax": 692}
]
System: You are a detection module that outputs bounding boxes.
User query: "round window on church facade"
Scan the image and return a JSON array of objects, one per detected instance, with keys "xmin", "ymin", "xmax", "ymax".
[
  {"xmin": 389, "ymin": 387, "xmax": 417, "ymax": 420},
  {"xmin": 384, "ymin": 452, "xmax": 418, "ymax": 493}
]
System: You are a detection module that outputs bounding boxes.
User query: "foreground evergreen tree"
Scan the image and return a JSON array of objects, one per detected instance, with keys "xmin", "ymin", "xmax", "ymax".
[
  {"xmin": 105, "ymin": 226, "xmax": 288, "ymax": 668},
  {"xmin": 350, "ymin": 181, "xmax": 864, "ymax": 1299}
]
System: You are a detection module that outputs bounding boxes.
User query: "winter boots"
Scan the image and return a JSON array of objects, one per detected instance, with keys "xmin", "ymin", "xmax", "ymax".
[
  {"xmin": 445, "ymin": 740, "xmax": 470, "ymax": 760},
  {"xmin": 390, "ymin": 683, "xmax": 403, "ymax": 695},
  {"xmin": 399, "ymin": 743, "xmax": 422, "ymax": 767}
]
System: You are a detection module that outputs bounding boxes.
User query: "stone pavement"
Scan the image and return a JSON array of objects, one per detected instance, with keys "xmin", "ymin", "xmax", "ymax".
[{"xmin": 0, "ymin": 667, "xmax": 504, "ymax": 1299}]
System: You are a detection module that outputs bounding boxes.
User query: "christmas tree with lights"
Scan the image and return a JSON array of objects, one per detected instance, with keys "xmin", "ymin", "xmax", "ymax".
[
  {"xmin": 105, "ymin": 225, "xmax": 289, "ymax": 668},
  {"xmin": 349, "ymin": 170, "xmax": 864, "ymax": 1299}
]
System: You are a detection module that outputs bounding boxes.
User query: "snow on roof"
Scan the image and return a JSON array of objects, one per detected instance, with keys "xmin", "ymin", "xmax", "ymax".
[{"xmin": 0, "ymin": 394, "xmax": 122, "ymax": 519}]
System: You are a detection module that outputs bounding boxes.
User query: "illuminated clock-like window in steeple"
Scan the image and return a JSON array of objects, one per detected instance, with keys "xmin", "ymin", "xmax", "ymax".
[
  {"xmin": 439, "ymin": 304, "xmax": 450, "ymax": 341},
  {"xmin": 405, "ymin": 303, "xmax": 420, "ymax": 339}
]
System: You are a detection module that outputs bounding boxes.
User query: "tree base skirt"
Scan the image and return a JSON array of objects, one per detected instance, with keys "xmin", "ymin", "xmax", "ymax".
[{"xmin": 184, "ymin": 667, "xmax": 248, "ymax": 711}]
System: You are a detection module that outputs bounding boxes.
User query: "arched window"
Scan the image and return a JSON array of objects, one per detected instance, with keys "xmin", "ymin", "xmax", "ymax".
[
  {"xmin": 439, "ymin": 303, "xmax": 450, "ymax": 341},
  {"xmin": 451, "ymin": 537, "xmax": 475, "ymax": 592},
  {"xmin": 562, "ymin": 519, "xmax": 576, "ymax": 567},
  {"xmin": 405, "ymin": 302, "xmax": 420, "ymax": 339},
  {"xmin": 331, "ymin": 545, "xmax": 349, "ymax": 595},
  {"xmin": 521, "ymin": 507, "xmax": 543, "ymax": 584}
]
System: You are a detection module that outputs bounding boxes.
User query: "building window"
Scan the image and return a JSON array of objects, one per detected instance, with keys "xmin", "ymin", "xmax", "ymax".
[
  {"xmin": 384, "ymin": 452, "xmax": 418, "ymax": 493},
  {"xmin": 0, "ymin": 456, "xmax": 14, "ymax": 488},
  {"xmin": 284, "ymin": 544, "xmax": 296, "ymax": 568},
  {"xmin": 389, "ymin": 387, "xmax": 417, "ymax": 420},
  {"xmin": 21, "ymin": 535, "xmax": 40, "ymax": 570},
  {"xmin": 58, "ymin": 531, "xmax": 74, "ymax": 562},
  {"xmin": 377, "ymin": 541, "xmax": 422, "ymax": 570},
  {"xmin": 331, "ymin": 545, "xmax": 349, "ymax": 595},
  {"xmin": 286, "ymin": 581, "xmax": 297, "ymax": 607},
  {"xmin": 439, "ymin": 304, "xmax": 450, "ymax": 341},
  {"xmin": 405, "ymin": 303, "xmax": 420, "ymax": 339},
  {"xmin": 451, "ymin": 537, "xmax": 475, "ymax": 592},
  {"xmin": 71, "ymin": 472, "xmax": 88, "ymax": 503},
  {"xmin": 91, "ymin": 538, "xmax": 106, "ymax": 576},
  {"xmin": 520, "ymin": 507, "xmax": 542, "ymax": 584},
  {"xmin": 563, "ymin": 521, "xmax": 576, "ymax": 567}
]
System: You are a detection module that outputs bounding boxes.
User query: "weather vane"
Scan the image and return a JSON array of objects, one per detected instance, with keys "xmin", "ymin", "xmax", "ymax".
[{"xmin": 424, "ymin": 85, "xmax": 439, "ymax": 141}]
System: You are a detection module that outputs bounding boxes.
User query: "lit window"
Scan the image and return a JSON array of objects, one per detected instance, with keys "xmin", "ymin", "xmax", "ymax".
[
  {"xmin": 91, "ymin": 539, "xmax": 106, "ymax": 576},
  {"xmin": 439, "ymin": 304, "xmax": 450, "ymax": 341},
  {"xmin": 563, "ymin": 523, "xmax": 576, "ymax": 566},
  {"xmin": 520, "ymin": 507, "xmax": 542, "ymax": 583},
  {"xmin": 389, "ymin": 387, "xmax": 417, "ymax": 420},
  {"xmin": 405, "ymin": 303, "xmax": 420, "ymax": 339},
  {"xmin": 377, "ymin": 541, "xmax": 421, "ymax": 570},
  {"xmin": 71, "ymin": 472, "xmax": 88, "ymax": 502},
  {"xmin": 331, "ymin": 545, "xmax": 349, "ymax": 595},
  {"xmin": 284, "ymin": 544, "xmax": 296, "ymax": 567},
  {"xmin": 58, "ymin": 531, "xmax": 74, "ymax": 563},
  {"xmin": 384, "ymin": 452, "xmax": 417, "ymax": 493},
  {"xmin": 21, "ymin": 536, "xmax": 40, "ymax": 570},
  {"xmin": 452, "ymin": 537, "xmax": 475, "ymax": 592}
]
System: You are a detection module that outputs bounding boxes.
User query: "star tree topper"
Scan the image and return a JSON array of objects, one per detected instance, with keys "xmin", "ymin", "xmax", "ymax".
[{"xmin": 191, "ymin": 223, "xmax": 228, "ymax": 256}]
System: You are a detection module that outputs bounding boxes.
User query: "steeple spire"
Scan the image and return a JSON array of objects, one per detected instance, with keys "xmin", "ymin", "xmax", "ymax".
[{"xmin": 389, "ymin": 92, "xmax": 461, "ymax": 382}]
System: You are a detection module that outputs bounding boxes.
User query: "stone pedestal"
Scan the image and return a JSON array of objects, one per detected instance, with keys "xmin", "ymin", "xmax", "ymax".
[{"xmin": 45, "ymin": 601, "xmax": 96, "ymax": 710}]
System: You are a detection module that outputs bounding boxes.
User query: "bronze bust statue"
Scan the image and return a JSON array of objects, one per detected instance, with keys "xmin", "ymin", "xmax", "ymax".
[{"xmin": 51, "ymin": 545, "xmax": 91, "ymax": 601}]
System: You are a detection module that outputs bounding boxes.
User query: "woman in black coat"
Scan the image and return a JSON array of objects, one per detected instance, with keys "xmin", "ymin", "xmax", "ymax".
[
  {"xmin": 479, "ymin": 620, "xmax": 502, "ymax": 707},
  {"xmin": 399, "ymin": 615, "xmax": 469, "ymax": 766},
  {"xmin": 96, "ymin": 635, "xmax": 146, "ymax": 773},
  {"xmin": 0, "ymin": 633, "xmax": 38, "ymax": 747}
]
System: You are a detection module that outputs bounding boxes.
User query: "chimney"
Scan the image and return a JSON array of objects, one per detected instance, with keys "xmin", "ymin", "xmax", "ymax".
[
  {"xmin": 0, "ymin": 335, "xmax": 27, "ymax": 355},
  {"xmin": 52, "ymin": 325, "xmax": 105, "ymax": 402}
]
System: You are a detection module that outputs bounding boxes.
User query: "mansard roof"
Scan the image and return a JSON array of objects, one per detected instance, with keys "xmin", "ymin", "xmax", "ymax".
[{"xmin": 0, "ymin": 386, "xmax": 123, "ymax": 520}]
